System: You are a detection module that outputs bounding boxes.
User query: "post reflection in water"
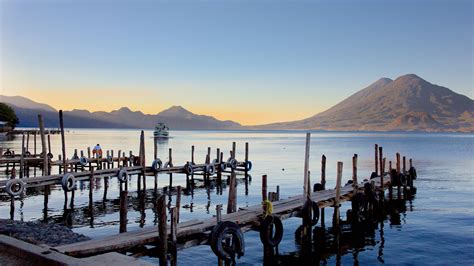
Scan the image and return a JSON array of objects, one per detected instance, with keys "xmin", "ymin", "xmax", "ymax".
[{"xmin": 269, "ymin": 197, "xmax": 411, "ymax": 265}]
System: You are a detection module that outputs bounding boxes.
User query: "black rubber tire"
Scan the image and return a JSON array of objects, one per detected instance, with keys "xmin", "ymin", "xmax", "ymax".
[
  {"xmin": 6, "ymin": 179, "xmax": 25, "ymax": 197},
  {"xmin": 152, "ymin": 159, "xmax": 163, "ymax": 172},
  {"xmin": 47, "ymin": 153, "xmax": 54, "ymax": 159},
  {"xmin": 302, "ymin": 200, "xmax": 320, "ymax": 226},
  {"xmin": 220, "ymin": 162, "xmax": 227, "ymax": 171},
  {"xmin": 313, "ymin": 183, "xmax": 324, "ymax": 192},
  {"xmin": 228, "ymin": 159, "xmax": 238, "ymax": 170},
  {"xmin": 79, "ymin": 156, "xmax": 88, "ymax": 166},
  {"xmin": 117, "ymin": 169, "xmax": 128, "ymax": 183},
  {"xmin": 259, "ymin": 215, "xmax": 283, "ymax": 247},
  {"xmin": 206, "ymin": 164, "xmax": 215, "ymax": 175},
  {"xmin": 184, "ymin": 162, "xmax": 193, "ymax": 175},
  {"xmin": 245, "ymin": 161, "xmax": 252, "ymax": 171},
  {"xmin": 61, "ymin": 173, "xmax": 76, "ymax": 191},
  {"xmin": 3, "ymin": 150, "xmax": 12, "ymax": 157},
  {"xmin": 24, "ymin": 151, "xmax": 31, "ymax": 157},
  {"xmin": 210, "ymin": 221, "xmax": 245, "ymax": 261}
]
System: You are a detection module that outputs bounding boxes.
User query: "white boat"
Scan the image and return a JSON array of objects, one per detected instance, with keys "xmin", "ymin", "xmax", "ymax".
[{"xmin": 153, "ymin": 122, "xmax": 169, "ymax": 138}]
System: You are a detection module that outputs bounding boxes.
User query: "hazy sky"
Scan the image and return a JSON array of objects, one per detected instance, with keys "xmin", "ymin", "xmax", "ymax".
[{"xmin": 0, "ymin": 0, "xmax": 472, "ymax": 125}]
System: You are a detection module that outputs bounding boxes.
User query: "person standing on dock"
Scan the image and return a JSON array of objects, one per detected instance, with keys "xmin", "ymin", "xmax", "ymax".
[{"xmin": 92, "ymin": 144, "xmax": 103, "ymax": 158}]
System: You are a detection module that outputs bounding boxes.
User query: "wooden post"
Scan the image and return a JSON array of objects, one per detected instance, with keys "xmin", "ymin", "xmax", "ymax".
[
  {"xmin": 320, "ymin": 155, "xmax": 326, "ymax": 189},
  {"xmin": 396, "ymin": 153, "xmax": 401, "ymax": 174},
  {"xmin": 216, "ymin": 204, "xmax": 222, "ymax": 222},
  {"xmin": 119, "ymin": 191, "xmax": 128, "ymax": 233},
  {"xmin": 352, "ymin": 154, "xmax": 358, "ymax": 185},
  {"xmin": 227, "ymin": 172, "xmax": 237, "ymax": 214},
  {"xmin": 216, "ymin": 148, "xmax": 222, "ymax": 184},
  {"xmin": 244, "ymin": 142, "xmax": 249, "ymax": 176},
  {"xmin": 47, "ymin": 134, "xmax": 51, "ymax": 155},
  {"xmin": 396, "ymin": 153, "xmax": 401, "ymax": 199},
  {"xmin": 89, "ymin": 168, "xmax": 94, "ymax": 217},
  {"xmin": 402, "ymin": 156, "xmax": 407, "ymax": 197},
  {"xmin": 232, "ymin": 142, "xmax": 236, "ymax": 160},
  {"xmin": 38, "ymin": 115, "xmax": 48, "ymax": 176},
  {"xmin": 375, "ymin": 144, "xmax": 379, "ymax": 175},
  {"xmin": 26, "ymin": 132, "xmax": 30, "ymax": 153},
  {"xmin": 33, "ymin": 132, "xmax": 37, "ymax": 156},
  {"xmin": 154, "ymin": 136, "xmax": 158, "ymax": 160},
  {"xmin": 409, "ymin": 158, "xmax": 413, "ymax": 168},
  {"xmin": 334, "ymin": 162, "xmax": 343, "ymax": 228},
  {"xmin": 303, "ymin": 133, "xmax": 311, "ymax": 196},
  {"xmin": 320, "ymin": 155, "xmax": 326, "ymax": 227},
  {"xmin": 157, "ymin": 194, "xmax": 167, "ymax": 266},
  {"xmin": 404, "ymin": 157, "xmax": 409, "ymax": 177},
  {"xmin": 141, "ymin": 131, "xmax": 146, "ymax": 191},
  {"xmin": 59, "ymin": 110, "xmax": 67, "ymax": 173},
  {"xmin": 191, "ymin": 146, "xmax": 195, "ymax": 188},
  {"xmin": 381, "ymin": 157, "xmax": 386, "ymax": 200},
  {"xmin": 176, "ymin": 186, "xmax": 182, "ymax": 223},
  {"xmin": 118, "ymin": 149, "xmax": 122, "ymax": 167},
  {"xmin": 206, "ymin": 147, "xmax": 211, "ymax": 183},
  {"xmin": 262, "ymin": 174, "xmax": 267, "ymax": 202},
  {"xmin": 168, "ymin": 148, "xmax": 173, "ymax": 192},
  {"xmin": 20, "ymin": 134, "xmax": 25, "ymax": 178},
  {"xmin": 170, "ymin": 207, "xmax": 178, "ymax": 266}
]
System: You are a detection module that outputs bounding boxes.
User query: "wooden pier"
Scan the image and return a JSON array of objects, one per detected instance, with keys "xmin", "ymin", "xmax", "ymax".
[{"xmin": 0, "ymin": 111, "xmax": 418, "ymax": 265}]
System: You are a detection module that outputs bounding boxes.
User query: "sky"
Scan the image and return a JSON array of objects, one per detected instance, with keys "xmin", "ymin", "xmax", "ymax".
[{"xmin": 0, "ymin": 0, "xmax": 472, "ymax": 125}]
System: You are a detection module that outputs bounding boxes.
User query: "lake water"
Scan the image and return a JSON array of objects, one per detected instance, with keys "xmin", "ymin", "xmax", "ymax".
[{"xmin": 1, "ymin": 129, "xmax": 473, "ymax": 264}]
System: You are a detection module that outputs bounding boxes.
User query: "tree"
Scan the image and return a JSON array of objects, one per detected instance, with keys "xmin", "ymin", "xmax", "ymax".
[{"xmin": 0, "ymin": 103, "xmax": 19, "ymax": 129}]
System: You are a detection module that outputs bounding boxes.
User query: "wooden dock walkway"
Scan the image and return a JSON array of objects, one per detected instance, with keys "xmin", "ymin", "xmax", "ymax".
[{"xmin": 53, "ymin": 175, "xmax": 390, "ymax": 257}]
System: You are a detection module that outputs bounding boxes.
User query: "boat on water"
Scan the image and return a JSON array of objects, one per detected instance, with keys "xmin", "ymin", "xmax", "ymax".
[{"xmin": 154, "ymin": 122, "xmax": 169, "ymax": 138}]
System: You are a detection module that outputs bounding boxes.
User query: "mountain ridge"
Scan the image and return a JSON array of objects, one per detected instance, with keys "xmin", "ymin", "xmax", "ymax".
[
  {"xmin": 250, "ymin": 74, "xmax": 473, "ymax": 132},
  {"xmin": 1, "ymin": 74, "xmax": 472, "ymax": 132}
]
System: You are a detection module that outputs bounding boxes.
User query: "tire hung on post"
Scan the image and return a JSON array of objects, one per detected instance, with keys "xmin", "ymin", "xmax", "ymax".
[
  {"xmin": 210, "ymin": 221, "xmax": 245, "ymax": 261},
  {"xmin": 227, "ymin": 158, "xmax": 238, "ymax": 170},
  {"xmin": 6, "ymin": 179, "xmax": 25, "ymax": 197},
  {"xmin": 206, "ymin": 164, "xmax": 215, "ymax": 175},
  {"xmin": 117, "ymin": 169, "xmax": 128, "ymax": 183},
  {"xmin": 184, "ymin": 162, "xmax": 193, "ymax": 175},
  {"xmin": 152, "ymin": 159, "xmax": 163, "ymax": 172},
  {"xmin": 219, "ymin": 162, "xmax": 227, "ymax": 172},
  {"xmin": 259, "ymin": 215, "xmax": 283, "ymax": 247},
  {"xmin": 302, "ymin": 200, "xmax": 320, "ymax": 226},
  {"xmin": 244, "ymin": 161, "xmax": 252, "ymax": 171},
  {"xmin": 61, "ymin": 173, "xmax": 76, "ymax": 191},
  {"xmin": 79, "ymin": 156, "xmax": 88, "ymax": 167}
]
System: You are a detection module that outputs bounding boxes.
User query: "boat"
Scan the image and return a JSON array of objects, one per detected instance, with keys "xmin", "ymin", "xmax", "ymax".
[{"xmin": 153, "ymin": 122, "xmax": 169, "ymax": 138}]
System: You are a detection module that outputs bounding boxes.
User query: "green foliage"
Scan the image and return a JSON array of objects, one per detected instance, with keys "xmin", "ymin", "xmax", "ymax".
[{"xmin": 0, "ymin": 103, "xmax": 19, "ymax": 129}]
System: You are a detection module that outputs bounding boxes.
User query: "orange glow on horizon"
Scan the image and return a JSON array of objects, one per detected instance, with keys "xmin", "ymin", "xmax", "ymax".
[{"xmin": 1, "ymin": 89, "xmax": 322, "ymax": 125}]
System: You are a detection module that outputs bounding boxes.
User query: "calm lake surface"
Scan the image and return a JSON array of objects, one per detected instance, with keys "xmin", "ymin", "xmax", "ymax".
[{"xmin": 1, "ymin": 129, "xmax": 473, "ymax": 265}]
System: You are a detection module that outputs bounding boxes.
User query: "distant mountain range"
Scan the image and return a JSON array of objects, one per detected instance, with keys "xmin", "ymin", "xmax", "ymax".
[
  {"xmin": 0, "ymin": 95, "xmax": 241, "ymax": 130},
  {"xmin": 250, "ymin": 74, "xmax": 474, "ymax": 132},
  {"xmin": 1, "ymin": 74, "xmax": 473, "ymax": 132}
]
